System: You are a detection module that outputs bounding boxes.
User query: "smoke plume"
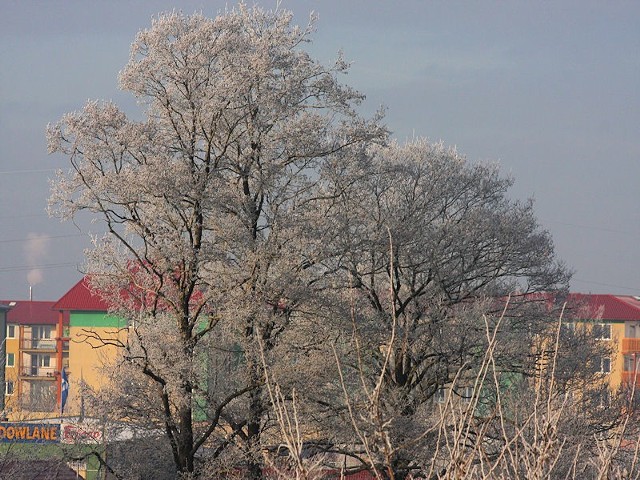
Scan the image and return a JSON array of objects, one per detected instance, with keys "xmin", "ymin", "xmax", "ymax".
[{"xmin": 24, "ymin": 233, "xmax": 50, "ymax": 287}]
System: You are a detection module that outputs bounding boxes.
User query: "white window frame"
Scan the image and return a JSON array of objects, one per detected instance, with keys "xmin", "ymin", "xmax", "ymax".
[
  {"xmin": 594, "ymin": 323, "xmax": 612, "ymax": 340},
  {"xmin": 5, "ymin": 381, "xmax": 14, "ymax": 396},
  {"xmin": 6, "ymin": 324, "xmax": 15, "ymax": 339},
  {"xmin": 6, "ymin": 353, "xmax": 14, "ymax": 368},
  {"xmin": 33, "ymin": 325, "xmax": 52, "ymax": 340},
  {"xmin": 600, "ymin": 356, "xmax": 611, "ymax": 374},
  {"xmin": 461, "ymin": 386, "xmax": 474, "ymax": 404},
  {"xmin": 435, "ymin": 387, "xmax": 446, "ymax": 404},
  {"xmin": 32, "ymin": 355, "xmax": 51, "ymax": 368}
]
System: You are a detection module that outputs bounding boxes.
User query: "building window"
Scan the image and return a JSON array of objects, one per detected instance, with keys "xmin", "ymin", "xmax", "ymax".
[
  {"xmin": 624, "ymin": 355, "xmax": 640, "ymax": 372},
  {"xmin": 5, "ymin": 381, "xmax": 14, "ymax": 396},
  {"xmin": 461, "ymin": 386, "xmax": 474, "ymax": 404},
  {"xmin": 600, "ymin": 357, "xmax": 611, "ymax": 374},
  {"xmin": 597, "ymin": 389, "xmax": 611, "ymax": 408},
  {"xmin": 30, "ymin": 382, "xmax": 55, "ymax": 410},
  {"xmin": 594, "ymin": 323, "xmax": 612, "ymax": 340},
  {"xmin": 32, "ymin": 325, "xmax": 52, "ymax": 339},
  {"xmin": 6, "ymin": 325, "xmax": 15, "ymax": 339},
  {"xmin": 435, "ymin": 387, "xmax": 446, "ymax": 404},
  {"xmin": 6, "ymin": 353, "xmax": 14, "ymax": 368}
]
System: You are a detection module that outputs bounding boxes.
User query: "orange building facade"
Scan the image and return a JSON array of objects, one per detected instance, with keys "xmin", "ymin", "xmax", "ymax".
[
  {"xmin": 565, "ymin": 294, "xmax": 640, "ymax": 392},
  {"xmin": 1, "ymin": 301, "xmax": 68, "ymax": 418}
]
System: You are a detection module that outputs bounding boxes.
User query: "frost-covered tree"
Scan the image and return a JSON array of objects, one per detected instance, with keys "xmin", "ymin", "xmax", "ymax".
[
  {"xmin": 47, "ymin": 4, "xmax": 609, "ymax": 480},
  {"xmin": 320, "ymin": 139, "xmax": 571, "ymax": 399},
  {"xmin": 310, "ymin": 139, "xmax": 577, "ymax": 478},
  {"xmin": 47, "ymin": 5, "xmax": 383, "ymax": 478}
]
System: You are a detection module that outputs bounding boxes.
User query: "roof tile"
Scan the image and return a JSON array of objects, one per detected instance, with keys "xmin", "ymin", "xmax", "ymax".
[
  {"xmin": 52, "ymin": 277, "xmax": 109, "ymax": 311},
  {"xmin": 567, "ymin": 293, "xmax": 640, "ymax": 321},
  {"xmin": 0, "ymin": 300, "xmax": 58, "ymax": 325}
]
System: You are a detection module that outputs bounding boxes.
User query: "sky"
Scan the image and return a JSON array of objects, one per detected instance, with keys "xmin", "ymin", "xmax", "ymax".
[{"xmin": 1, "ymin": 1, "xmax": 639, "ymax": 301}]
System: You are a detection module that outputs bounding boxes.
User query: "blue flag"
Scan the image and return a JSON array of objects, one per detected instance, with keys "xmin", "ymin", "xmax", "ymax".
[{"xmin": 61, "ymin": 368, "xmax": 69, "ymax": 414}]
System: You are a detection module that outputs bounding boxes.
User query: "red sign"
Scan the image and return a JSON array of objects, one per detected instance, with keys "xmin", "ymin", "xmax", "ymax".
[{"xmin": 61, "ymin": 423, "xmax": 102, "ymax": 444}]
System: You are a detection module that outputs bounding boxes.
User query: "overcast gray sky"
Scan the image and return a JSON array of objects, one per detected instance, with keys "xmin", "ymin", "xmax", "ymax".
[{"xmin": 1, "ymin": 1, "xmax": 639, "ymax": 301}]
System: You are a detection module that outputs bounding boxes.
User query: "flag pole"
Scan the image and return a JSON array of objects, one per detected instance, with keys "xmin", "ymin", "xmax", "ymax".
[{"xmin": 60, "ymin": 367, "xmax": 69, "ymax": 420}]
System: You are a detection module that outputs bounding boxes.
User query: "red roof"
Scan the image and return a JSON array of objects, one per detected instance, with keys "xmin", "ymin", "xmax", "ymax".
[
  {"xmin": 52, "ymin": 277, "xmax": 109, "ymax": 311},
  {"xmin": 567, "ymin": 294, "xmax": 640, "ymax": 321},
  {"xmin": 0, "ymin": 300, "xmax": 58, "ymax": 325}
]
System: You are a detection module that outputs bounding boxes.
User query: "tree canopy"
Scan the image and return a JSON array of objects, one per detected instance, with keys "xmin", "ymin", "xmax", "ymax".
[{"xmin": 46, "ymin": 5, "xmax": 620, "ymax": 480}]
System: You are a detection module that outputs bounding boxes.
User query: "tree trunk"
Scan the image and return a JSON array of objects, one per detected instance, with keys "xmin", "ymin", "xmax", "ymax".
[
  {"xmin": 178, "ymin": 404, "xmax": 195, "ymax": 475},
  {"xmin": 246, "ymin": 366, "xmax": 264, "ymax": 480}
]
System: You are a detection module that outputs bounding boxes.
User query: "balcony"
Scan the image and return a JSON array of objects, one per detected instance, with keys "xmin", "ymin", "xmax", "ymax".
[
  {"xmin": 18, "ymin": 366, "xmax": 58, "ymax": 379},
  {"xmin": 622, "ymin": 338, "xmax": 640, "ymax": 354},
  {"xmin": 19, "ymin": 338, "xmax": 69, "ymax": 352},
  {"xmin": 20, "ymin": 338, "xmax": 56, "ymax": 351},
  {"xmin": 622, "ymin": 371, "xmax": 640, "ymax": 387}
]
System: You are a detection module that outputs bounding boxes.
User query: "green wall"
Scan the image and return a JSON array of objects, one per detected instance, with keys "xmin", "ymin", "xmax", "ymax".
[{"xmin": 70, "ymin": 312, "xmax": 126, "ymax": 328}]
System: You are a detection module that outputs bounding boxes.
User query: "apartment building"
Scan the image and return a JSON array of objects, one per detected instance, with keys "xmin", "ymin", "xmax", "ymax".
[
  {"xmin": 565, "ymin": 293, "xmax": 640, "ymax": 392},
  {"xmin": 0, "ymin": 300, "xmax": 68, "ymax": 417},
  {"xmin": 0, "ymin": 303, "xmax": 10, "ymax": 415},
  {"xmin": 1, "ymin": 277, "xmax": 124, "ymax": 419},
  {"xmin": 3, "ymin": 287, "xmax": 640, "ymax": 420}
]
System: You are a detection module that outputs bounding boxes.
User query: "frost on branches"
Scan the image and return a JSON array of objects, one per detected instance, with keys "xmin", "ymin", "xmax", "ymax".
[
  {"xmin": 47, "ymin": 5, "xmax": 383, "ymax": 478},
  {"xmin": 46, "ymin": 4, "xmax": 609, "ymax": 480}
]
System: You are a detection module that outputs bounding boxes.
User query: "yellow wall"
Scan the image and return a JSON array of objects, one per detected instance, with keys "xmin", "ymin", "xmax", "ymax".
[
  {"xmin": 65, "ymin": 311, "xmax": 127, "ymax": 416},
  {"xmin": 609, "ymin": 321, "xmax": 625, "ymax": 391}
]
